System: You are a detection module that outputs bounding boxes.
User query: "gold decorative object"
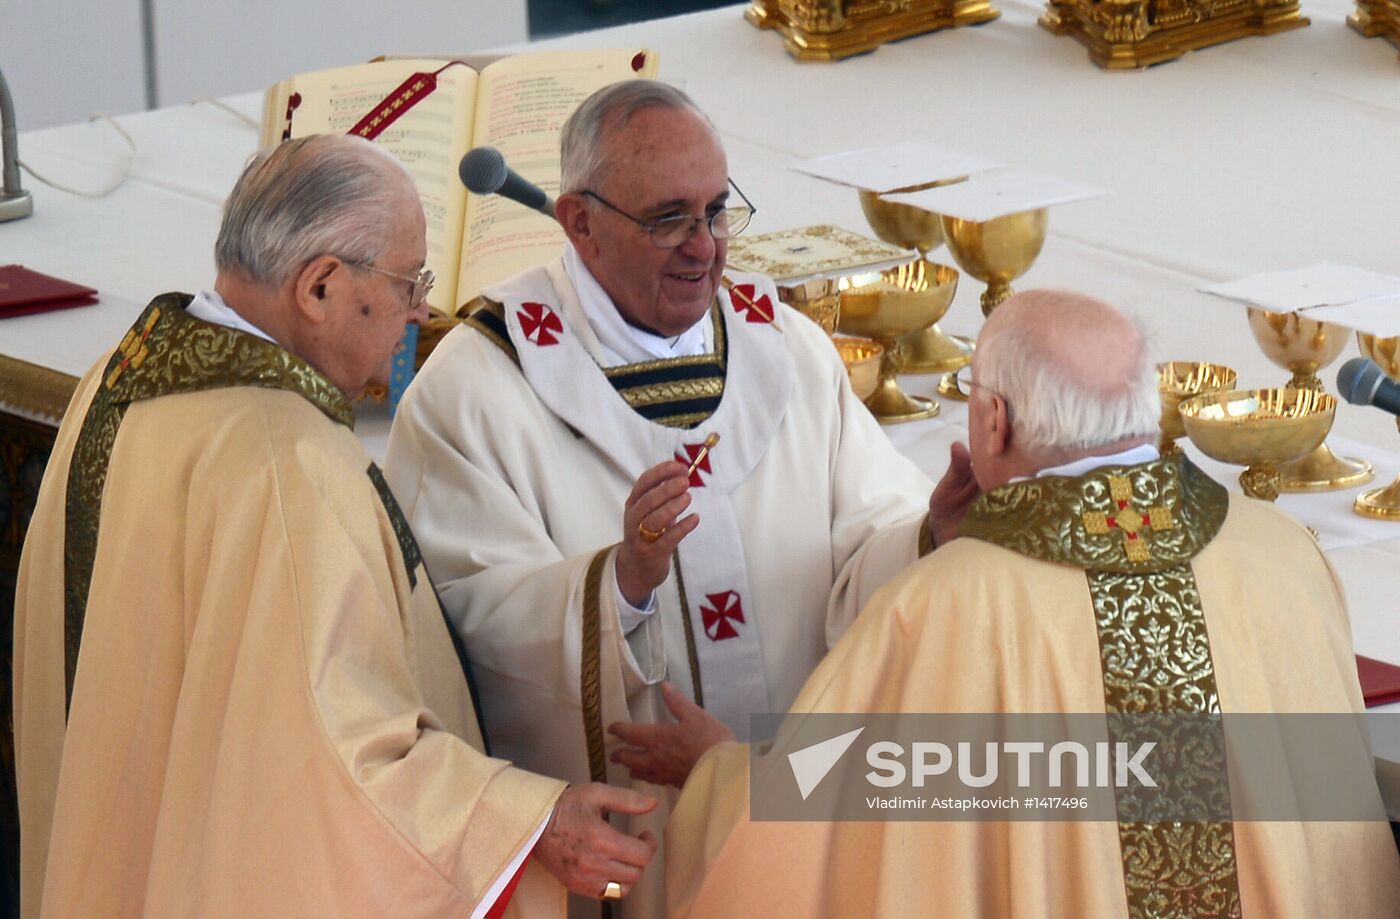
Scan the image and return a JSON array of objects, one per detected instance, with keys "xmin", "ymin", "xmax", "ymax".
[
  {"xmin": 838, "ymin": 260, "xmax": 959, "ymax": 424},
  {"xmin": 1245, "ymin": 308, "xmax": 1372, "ymax": 492},
  {"xmin": 744, "ymin": 0, "xmax": 1000, "ymax": 63},
  {"xmin": 725, "ymin": 225, "xmax": 912, "ymax": 334},
  {"xmin": 940, "ymin": 209, "xmax": 1048, "ymax": 317},
  {"xmin": 1178, "ymin": 388, "xmax": 1335, "ymax": 502},
  {"xmin": 1039, "ymin": 0, "xmax": 1308, "ymax": 69},
  {"xmin": 1352, "ymin": 333, "xmax": 1400, "ymax": 519},
  {"xmin": 1157, "ymin": 361, "xmax": 1237, "ymax": 454},
  {"xmin": 1349, "ymin": 0, "xmax": 1400, "ymax": 55},
  {"xmin": 834, "ymin": 335, "xmax": 883, "ymax": 402},
  {"xmin": 858, "ymin": 184, "xmax": 975, "ymax": 401}
]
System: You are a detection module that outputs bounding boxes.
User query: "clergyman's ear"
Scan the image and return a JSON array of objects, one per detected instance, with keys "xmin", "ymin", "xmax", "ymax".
[
  {"xmin": 294, "ymin": 255, "xmax": 341, "ymax": 322},
  {"xmin": 555, "ymin": 193, "xmax": 596, "ymax": 257}
]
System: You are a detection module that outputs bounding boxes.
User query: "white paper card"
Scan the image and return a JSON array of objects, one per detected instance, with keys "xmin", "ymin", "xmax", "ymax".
[
  {"xmin": 882, "ymin": 171, "xmax": 1110, "ymax": 222},
  {"xmin": 1305, "ymin": 294, "xmax": 1400, "ymax": 338},
  {"xmin": 1200, "ymin": 262, "xmax": 1400, "ymax": 313},
  {"xmin": 789, "ymin": 142, "xmax": 1002, "ymax": 194}
]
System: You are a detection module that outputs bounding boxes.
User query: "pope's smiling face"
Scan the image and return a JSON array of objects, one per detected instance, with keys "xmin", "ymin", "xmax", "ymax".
[{"xmin": 575, "ymin": 105, "xmax": 730, "ymax": 338}]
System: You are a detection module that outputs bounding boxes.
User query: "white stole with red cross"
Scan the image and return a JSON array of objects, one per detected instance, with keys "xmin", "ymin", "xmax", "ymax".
[{"xmin": 484, "ymin": 258, "xmax": 794, "ymax": 739}]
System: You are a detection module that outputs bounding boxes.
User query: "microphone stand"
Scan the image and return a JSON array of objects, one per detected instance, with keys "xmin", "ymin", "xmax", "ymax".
[{"xmin": 0, "ymin": 65, "xmax": 34, "ymax": 222}]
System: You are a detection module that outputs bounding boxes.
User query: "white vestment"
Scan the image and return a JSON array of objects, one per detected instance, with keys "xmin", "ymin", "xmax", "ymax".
[{"xmin": 385, "ymin": 259, "xmax": 934, "ymax": 915}]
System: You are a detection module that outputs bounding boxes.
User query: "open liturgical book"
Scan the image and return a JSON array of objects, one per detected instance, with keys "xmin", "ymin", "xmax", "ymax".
[{"xmin": 260, "ymin": 49, "xmax": 658, "ymax": 318}]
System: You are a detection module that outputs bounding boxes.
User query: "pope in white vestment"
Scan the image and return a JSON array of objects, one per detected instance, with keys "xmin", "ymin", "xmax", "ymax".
[{"xmin": 385, "ymin": 250, "xmax": 935, "ymax": 913}]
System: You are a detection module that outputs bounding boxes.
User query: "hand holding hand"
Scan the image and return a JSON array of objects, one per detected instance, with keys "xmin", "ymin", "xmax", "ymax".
[
  {"xmin": 607, "ymin": 682, "xmax": 736, "ymax": 789},
  {"xmin": 533, "ymin": 783, "xmax": 658, "ymax": 900},
  {"xmin": 616, "ymin": 461, "xmax": 700, "ymax": 606}
]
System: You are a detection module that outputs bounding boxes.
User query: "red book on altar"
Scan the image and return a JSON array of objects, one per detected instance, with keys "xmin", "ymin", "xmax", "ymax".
[
  {"xmin": 0, "ymin": 265, "xmax": 98, "ymax": 319},
  {"xmin": 1357, "ymin": 655, "xmax": 1400, "ymax": 708}
]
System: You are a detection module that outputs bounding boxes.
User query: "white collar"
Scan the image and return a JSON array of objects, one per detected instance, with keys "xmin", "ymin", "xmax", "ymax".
[
  {"xmin": 185, "ymin": 289, "xmax": 278, "ymax": 345},
  {"xmin": 1033, "ymin": 443, "xmax": 1162, "ymax": 480},
  {"xmin": 562, "ymin": 243, "xmax": 710, "ymax": 367}
]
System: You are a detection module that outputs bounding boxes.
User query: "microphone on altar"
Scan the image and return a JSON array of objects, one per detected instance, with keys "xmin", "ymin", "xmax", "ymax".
[
  {"xmin": 458, "ymin": 146, "xmax": 556, "ymax": 220},
  {"xmin": 0, "ymin": 65, "xmax": 34, "ymax": 222},
  {"xmin": 1336, "ymin": 357, "xmax": 1400, "ymax": 417}
]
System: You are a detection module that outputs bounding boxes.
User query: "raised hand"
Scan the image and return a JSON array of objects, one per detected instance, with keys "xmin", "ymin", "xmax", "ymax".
[
  {"xmin": 616, "ymin": 460, "xmax": 700, "ymax": 606},
  {"xmin": 928, "ymin": 441, "xmax": 981, "ymax": 549}
]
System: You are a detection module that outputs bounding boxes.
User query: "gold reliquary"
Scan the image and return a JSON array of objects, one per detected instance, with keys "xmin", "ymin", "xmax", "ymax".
[
  {"xmin": 1038, "ymin": 0, "xmax": 1308, "ymax": 68},
  {"xmin": 744, "ymin": 0, "xmax": 1000, "ymax": 62},
  {"xmin": 1349, "ymin": 0, "xmax": 1400, "ymax": 56}
]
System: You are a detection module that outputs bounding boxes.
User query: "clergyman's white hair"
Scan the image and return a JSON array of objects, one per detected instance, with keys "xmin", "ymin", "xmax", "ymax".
[
  {"xmin": 975, "ymin": 313, "xmax": 1160, "ymax": 453},
  {"xmin": 559, "ymin": 79, "xmax": 714, "ymax": 195},
  {"xmin": 215, "ymin": 134, "xmax": 414, "ymax": 287}
]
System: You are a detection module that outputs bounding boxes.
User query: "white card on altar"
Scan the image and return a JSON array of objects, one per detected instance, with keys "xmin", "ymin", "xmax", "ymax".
[
  {"xmin": 1305, "ymin": 294, "xmax": 1400, "ymax": 338},
  {"xmin": 788, "ymin": 142, "xmax": 1002, "ymax": 193},
  {"xmin": 1200, "ymin": 262, "xmax": 1400, "ymax": 313},
  {"xmin": 882, "ymin": 171, "xmax": 1110, "ymax": 222}
]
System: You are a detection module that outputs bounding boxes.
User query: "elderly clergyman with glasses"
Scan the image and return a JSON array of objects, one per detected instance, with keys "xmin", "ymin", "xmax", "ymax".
[
  {"xmin": 14, "ymin": 134, "xmax": 660, "ymax": 919},
  {"xmin": 386, "ymin": 80, "xmax": 967, "ymax": 916}
]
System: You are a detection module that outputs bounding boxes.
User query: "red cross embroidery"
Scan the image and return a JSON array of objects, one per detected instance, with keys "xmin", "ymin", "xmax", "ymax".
[
  {"xmin": 728, "ymin": 283, "xmax": 775, "ymax": 325},
  {"xmin": 518, "ymin": 302, "xmax": 563, "ymax": 347},
  {"xmin": 700, "ymin": 591, "xmax": 745, "ymax": 642},
  {"xmin": 675, "ymin": 442, "xmax": 714, "ymax": 487},
  {"xmin": 1082, "ymin": 476, "xmax": 1174, "ymax": 563}
]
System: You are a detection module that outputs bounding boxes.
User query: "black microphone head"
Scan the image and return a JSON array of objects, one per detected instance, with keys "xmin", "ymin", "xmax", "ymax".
[
  {"xmin": 459, "ymin": 147, "xmax": 507, "ymax": 195},
  {"xmin": 1337, "ymin": 357, "xmax": 1385, "ymax": 406}
]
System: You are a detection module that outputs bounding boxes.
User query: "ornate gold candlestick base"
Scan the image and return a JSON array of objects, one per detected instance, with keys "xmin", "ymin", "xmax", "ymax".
[
  {"xmin": 1348, "ymin": 0, "xmax": 1400, "ymax": 54},
  {"xmin": 745, "ymin": 0, "xmax": 1000, "ymax": 62},
  {"xmin": 1039, "ymin": 0, "xmax": 1309, "ymax": 70}
]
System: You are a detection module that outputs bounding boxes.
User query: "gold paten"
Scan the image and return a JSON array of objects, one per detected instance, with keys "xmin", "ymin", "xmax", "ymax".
[
  {"xmin": 1177, "ymin": 388, "xmax": 1335, "ymax": 502},
  {"xmin": 1349, "ymin": 0, "xmax": 1400, "ymax": 57},
  {"xmin": 1352, "ymin": 333, "xmax": 1400, "ymax": 520},
  {"xmin": 1246, "ymin": 308, "xmax": 1372, "ymax": 492},
  {"xmin": 1157, "ymin": 361, "xmax": 1237, "ymax": 455},
  {"xmin": 839, "ymin": 260, "xmax": 959, "ymax": 424},
  {"xmin": 833, "ymin": 335, "xmax": 883, "ymax": 401},
  {"xmin": 940, "ymin": 208, "xmax": 1048, "ymax": 317},
  {"xmin": 859, "ymin": 183, "xmax": 976, "ymax": 399},
  {"xmin": 744, "ymin": 0, "xmax": 1000, "ymax": 63},
  {"xmin": 1039, "ymin": 0, "xmax": 1309, "ymax": 69}
]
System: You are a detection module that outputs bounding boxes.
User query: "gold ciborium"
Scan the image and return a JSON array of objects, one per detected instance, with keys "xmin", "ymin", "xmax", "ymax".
[
  {"xmin": 940, "ymin": 208, "xmax": 1048, "ymax": 317},
  {"xmin": 1178, "ymin": 388, "xmax": 1336, "ymax": 502},
  {"xmin": 779, "ymin": 278, "xmax": 842, "ymax": 334},
  {"xmin": 858, "ymin": 185, "xmax": 974, "ymax": 394},
  {"xmin": 1157, "ymin": 361, "xmax": 1238, "ymax": 454},
  {"xmin": 839, "ymin": 260, "xmax": 959, "ymax": 424},
  {"xmin": 1246, "ymin": 308, "xmax": 1372, "ymax": 492},
  {"xmin": 834, "ymin": 335, "xmax": 882, "ymax": 402},
  {"xmin": 1352, "ymin": 333, "xmax": 1400, "ymax": 519}
]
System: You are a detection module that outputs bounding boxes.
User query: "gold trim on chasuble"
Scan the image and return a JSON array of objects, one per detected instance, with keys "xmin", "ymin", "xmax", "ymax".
[
  {"xmin": 63, "ymin": 294, "xmax": 354, "ymax": 711},
  {"xmin": 961, "ymin": 454, "xmax": 1242, "ymax": 918}
]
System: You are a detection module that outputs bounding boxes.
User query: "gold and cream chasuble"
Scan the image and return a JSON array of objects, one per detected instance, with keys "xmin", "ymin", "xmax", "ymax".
[
  {"xmin": 14, "ymin": 296, "xmax": 565, "ymax": 919},
  {"xmin": 385, "ymin": 261, "xmax": 935, "ymax": 918},
  {"xmin": 665, "ymin": 455, "xmax": 1400, "ymax": 918}
]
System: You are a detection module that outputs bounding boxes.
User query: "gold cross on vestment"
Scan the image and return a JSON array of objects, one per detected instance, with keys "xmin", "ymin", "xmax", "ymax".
[
  {"xmin": 106, "ymin": 308, "xmax": 161, "ymax": 389},
  {"xmin": 1082, "ymin": 475, "xmax": 1174, "ymax": 562}
]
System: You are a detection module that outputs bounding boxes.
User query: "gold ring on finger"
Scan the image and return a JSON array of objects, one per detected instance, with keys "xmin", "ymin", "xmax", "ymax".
[
  {"xmin": 602, "ymin": 881, "xmax": 623, "ymax": 900},
  {"xmin": 638, "ymin": 520, "xmax": 666, "ymax": 543}
]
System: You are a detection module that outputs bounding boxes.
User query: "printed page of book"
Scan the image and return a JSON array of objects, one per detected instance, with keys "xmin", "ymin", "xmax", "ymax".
[
  {"xmin": 454, "ymin": 48, "xmax": 657, "ymax": 309},
  {"xmin": 281, "ymin": 59, "xmax": 479, "ymax": 314}
]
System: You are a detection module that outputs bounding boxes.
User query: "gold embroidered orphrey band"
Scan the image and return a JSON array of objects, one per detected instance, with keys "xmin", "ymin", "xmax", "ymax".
[
  {"xmin": 62, "ymin": 294, "xmax": 353, "ymax": 713},
  {"xmin": 962, "ymin": 454, "xmax": 1242, "ymax": 918}
]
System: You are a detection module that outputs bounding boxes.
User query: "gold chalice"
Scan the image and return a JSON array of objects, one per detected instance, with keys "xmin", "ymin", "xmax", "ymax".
[
  {"xmin": 1246, "ymin": 308, "xmax": 1372, "ymax": 491},
  {"xmin": 1157, "ymin": 362, "xmax": 1238, "ymax": 454},
  {"xmin": 779, "ymin": 277, "xmax": 841, "ymax": 334},
  {"xmin": 839, "ymin": 260, "xmax": 959, "ymax": 424},
  {"xmin": 833, "ymin": 335, "xmax": 882, "ymax": 402},
  {"xmin": 1178, "ymin": 388, "xmax": 1336, "ymax": 502},
  {"xmin": 859, "ymin": 183, "xmax": 974, "ymax": 399},
  {"xmin": 940, "ymin": 208, "xmax": 1048, "ymax": 317},
  {"xmin": 1352, "ymin": 333, "xmax": 1400, "ymax": 519}
]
